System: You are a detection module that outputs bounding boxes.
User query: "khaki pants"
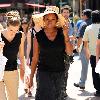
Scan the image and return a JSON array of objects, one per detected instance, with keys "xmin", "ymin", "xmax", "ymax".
[{"xmin": 0, "ymin": 70, "xmax": 19, "ymax": 100}]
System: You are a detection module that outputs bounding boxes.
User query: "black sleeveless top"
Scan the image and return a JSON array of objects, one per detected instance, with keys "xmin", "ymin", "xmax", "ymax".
[
  {"xmin": 1, "ymin": 32, "xmax": 22, "ymax": 71},
  {"xmin": 36, "ymin": 28, "xmax": 66, "ymax": 72}
]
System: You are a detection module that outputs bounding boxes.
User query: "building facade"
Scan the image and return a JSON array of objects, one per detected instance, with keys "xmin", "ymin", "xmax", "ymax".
[{"xmin": 86, "ymin": 0, "xmax": 100, "ymax": 10}]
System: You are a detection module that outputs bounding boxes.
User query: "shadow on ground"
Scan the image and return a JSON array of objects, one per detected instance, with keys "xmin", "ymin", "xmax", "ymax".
[
  {"xmin": 85, "ymin": 96, "xmax": 100, "ymax": 100},
  {"xmin": 19, "ymin": 94, "xmax": 77, "ymax": 100},
  {"xmin": 19, "ymin": 94, "xmax": 35, "ymax": 100},
  {"xmin": 67, "ymin": 96, "xmax": 76, "ymax": 100},
  {"xmin": 77, "ymin": 90, "xmax": 94, "ymax": 97}
]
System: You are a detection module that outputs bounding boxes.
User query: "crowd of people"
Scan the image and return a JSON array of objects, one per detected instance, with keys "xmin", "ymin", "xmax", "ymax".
[{"xmin": 0, "ymin": 4, "xmax": 100, "ymax": 100}]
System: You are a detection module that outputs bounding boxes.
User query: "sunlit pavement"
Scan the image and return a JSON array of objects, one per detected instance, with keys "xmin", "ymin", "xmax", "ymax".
[{"xmin": 18, "ymin": 55, "xmax": 100, "ymax": 100}]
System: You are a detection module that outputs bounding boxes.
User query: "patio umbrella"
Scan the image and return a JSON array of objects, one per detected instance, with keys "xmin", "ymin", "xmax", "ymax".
[
  {"xmin": 0, "ymin": 0, "xmax": 25, "ymax": 3},
  {"xmin": 25, "ymin": 3, "xmax": 45, "ymax": 8},
  {"xmin": 0, "ymin": 4, "xmax": 11, "ymax": 8}
]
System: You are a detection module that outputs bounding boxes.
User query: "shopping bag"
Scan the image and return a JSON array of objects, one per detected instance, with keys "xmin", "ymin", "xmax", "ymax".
[
  {"xmin": 0, "ymin": 32, "xmax": 8, "ymax": 81},
  {"xmin": 95, "ymin": 60, "xmax": 100, "ymax": 74},
  {"xmin": 0, "ymin": 54, "xmax": 8, "ymax": 81}
]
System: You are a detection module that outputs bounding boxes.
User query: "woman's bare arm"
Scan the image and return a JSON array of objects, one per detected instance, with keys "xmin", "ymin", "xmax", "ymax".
[{"xmin": 30, "ymin": 36, "xmax": 39, "ymax": 78}]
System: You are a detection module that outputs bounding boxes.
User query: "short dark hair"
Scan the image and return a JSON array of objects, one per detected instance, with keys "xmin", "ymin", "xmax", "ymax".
[
  {"xmin": 61, "ymin": 5, "xmax": 71, "ymax": 13},
  {"xmin": 82, "ymin": 9, "xmax": 92, "ymax": 19},
  {"xmin": 92, "ymin": 10, "xmax": 100, "ymax": 23}
]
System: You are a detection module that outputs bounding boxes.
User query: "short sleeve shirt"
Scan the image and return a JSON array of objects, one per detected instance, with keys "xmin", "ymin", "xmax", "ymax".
[
  {"xmin": 78, "ymin": 19, "xmax": 92, "ymax": 38},
  {"xmin": 83, "ymin": 24, "xmax": 100, "ymax": 56}
]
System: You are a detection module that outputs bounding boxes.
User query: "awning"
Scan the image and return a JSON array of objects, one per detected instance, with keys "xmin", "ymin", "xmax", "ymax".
[
  {"xmin": 0, "ymin": 4, "xmax": 11, "ymax": 8},
  {"xmin": 0, "ymin": 0, "xmax": 25, "ymax": 3},
  {"xmin": 25, "ymin": 3, "xmax": 45, "ymax": 8}
]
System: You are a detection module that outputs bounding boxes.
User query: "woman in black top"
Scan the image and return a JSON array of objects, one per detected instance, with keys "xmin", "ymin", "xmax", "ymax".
[
  {"xmin": 29, "ymin": 6, "xmax": 73, "ymax": 100},
  {"xmin": 0, "ymin": 11, "xmax": 24, "ymax": 100}
]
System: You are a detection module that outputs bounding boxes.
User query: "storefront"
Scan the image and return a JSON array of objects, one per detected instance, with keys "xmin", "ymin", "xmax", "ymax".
[{"xmin": 86, "ymin": 0, "xmax": 100, "ymax": 10}]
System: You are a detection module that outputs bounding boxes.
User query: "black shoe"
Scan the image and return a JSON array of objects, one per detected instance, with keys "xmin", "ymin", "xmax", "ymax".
[
  {"xmin": 94, "ymin": 91, "xmax": 100, "ymax": 97},
  {"xmin": 28, "ymin": 91, "xmax": 32, "ymax": 97},
  {"xmin": 24, "ymin": 89, "xmax": 28, "ymax": 93},
  {"xmin": 74, "ymin": 83, "xmax": 85, "ymax": 89}
]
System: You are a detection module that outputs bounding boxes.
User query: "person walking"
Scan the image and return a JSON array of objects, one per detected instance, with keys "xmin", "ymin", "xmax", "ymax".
[
  {"xmin": 19, "ymin": 16, "xmax": 33, "ymax": 97},
  {"xmin": 74, "ymin": 9, "xmax": 92, "ymax": 89},
  {"xmin": 0, "ymin": 10, "xmax": 24, "ymax": 100},
  {"xmin": 83, "ymin": 10, "xmax": 100, "ymax": 96},
  {"xmin": 61, "ymin": 5, "xmax": 74, "ymax": 98},
  {"xmin": 29, "ymin": 6, "xmax": 73, "ymax": 100}
]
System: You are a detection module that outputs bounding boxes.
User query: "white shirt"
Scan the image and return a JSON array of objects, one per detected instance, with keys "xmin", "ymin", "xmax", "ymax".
[{"xmin": 83, "ymin": 24, "xmax": 100, "ymax": 56}]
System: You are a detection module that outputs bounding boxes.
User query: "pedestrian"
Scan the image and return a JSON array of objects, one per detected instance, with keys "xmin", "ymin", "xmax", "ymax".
[
  {"xmin": 0, "ymin": 10, "xmax": 24, "ymax": 100},
  {"xmin": 61, "ymin": 5, "xmax": 75, "ymax": 49},
  {"xmin": 74, "ymin": 9, "xmax": 92, "ymax": 89},
  {"xmin": 29, "ymin": 6, "xmax": 73, "ymax": 100},
  {"xmin": 28, "ymin": 17, "xmax": 41, "ymax": 67},
  {"xmin": 60, "ymin": 5, "xmax": 74, "ymax": 98},
  {"xmin": 83, "ymin": 10, "xmax": 100, "ymax": 96},
  {"xmin": 19, "ymin": 16, "xmax": 33, "ymax": 97},
  {"xmin": 61, "ymin": 5, "xmax": 74, "ymax": 36}
]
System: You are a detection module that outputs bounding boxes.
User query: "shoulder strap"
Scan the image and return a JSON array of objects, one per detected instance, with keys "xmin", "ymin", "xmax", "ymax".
[
  {"xmin": 0, "ymin": 31, "xmax": 2, "ymax": 41},
  {"xmin": 32, "ymin": 28, "xmax": 37, "ymax": 33}
]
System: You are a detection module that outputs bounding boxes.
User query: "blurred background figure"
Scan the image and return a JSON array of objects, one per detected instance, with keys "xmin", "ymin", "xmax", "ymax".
[
  {"xmin": 19, "ymin": 16, "xmax": 32, "ymax": 97},
  {"xmin": 61, "ymin": 5, "xmax": 74, "ymax": 98},
  {"xmin": 83, "ymin": 10, "xmax": 100, "ymax": 96},
  {"xmin": 61, "ymin": 5, "xmax": 76, "ymax": 54},
  {"xmin": 74, "ymin": 9, "xmax": 92, "ymax": 89}
]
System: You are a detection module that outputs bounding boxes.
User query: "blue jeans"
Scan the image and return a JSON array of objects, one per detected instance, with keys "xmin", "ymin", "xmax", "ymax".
[{"xmin": 79, "ymin": 47, "xmax": 89, "ymax": 87}]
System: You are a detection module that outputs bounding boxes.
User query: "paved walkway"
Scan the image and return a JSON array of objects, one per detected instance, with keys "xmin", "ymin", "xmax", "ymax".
[{"xmin": 18, "ymin": 55, "xmax": 100, "ymax": 100}]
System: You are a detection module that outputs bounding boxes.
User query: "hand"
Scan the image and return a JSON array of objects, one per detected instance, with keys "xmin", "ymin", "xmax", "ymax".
[
  {"xmin": 86, "ymin": 53, "xmax": 90, "ymax": 60},
  {"xmin": 0, "ymin": 41, "xmax": 5, "ymax": 50},
  {"xmin": 19, "ymin": 65, "xmax": 25, "ymax": 82}
]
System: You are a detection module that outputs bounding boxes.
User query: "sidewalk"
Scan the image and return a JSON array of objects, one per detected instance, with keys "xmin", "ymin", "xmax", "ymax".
[{"xmin": 18, "ymin": 55, "xmax": 100, "ymax": 100}]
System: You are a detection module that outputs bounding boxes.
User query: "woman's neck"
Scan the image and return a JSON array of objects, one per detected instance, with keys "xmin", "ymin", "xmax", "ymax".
[
  {"xmin": 23, "ymin": 28, "xmax": 27, "ymax": 34},
  {"xmin": 44, "ymin": 27, "xmax": 57, "ymax": 34},
  {"xmin": 7, "ymin": 30, "xmax": 16, "ymax": 37}
]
